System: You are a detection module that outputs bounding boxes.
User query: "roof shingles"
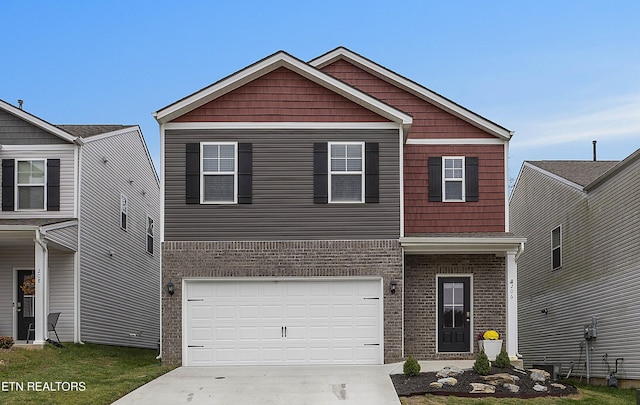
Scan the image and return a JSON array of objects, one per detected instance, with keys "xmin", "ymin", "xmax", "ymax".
[{"xmin": 527, "ymin": 160, "xmax": 619, "ymax": 187}]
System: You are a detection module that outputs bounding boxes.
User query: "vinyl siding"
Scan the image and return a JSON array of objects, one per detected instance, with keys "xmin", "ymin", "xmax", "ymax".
[
  {"xmin": 0, "ymin": 146, "xmax": 76, "ymax": 218},
  {"xmin": 164, "ymin": 128, "xmax": 401, "ymax": 241},
  {"xmin": 0, "ymin": 245, "xmax": 33, "ymax": 337},
  {"xmin": 45, "ymin": 224, "xmax": 78, "ymax": 251},
  {"xmin": 511, "ymin": 160, "xmax": 640, "ymax": 380},
  {"xmin": 78, "ymin": 129, "xmax": 160, "ymax": 348},
  {"xmin": 48, "ymin": 249, "xmax": 75, "ymax": 341},
  {"xmin": 0, "ymin": 109, "xmax": 68, "ymax": 144}
]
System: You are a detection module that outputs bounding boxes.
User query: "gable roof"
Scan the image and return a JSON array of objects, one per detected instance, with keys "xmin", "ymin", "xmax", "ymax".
[
  {"xmin": 0, "ymin": 99, "xmax": 77, "ymax": 143},
  {"xmin": 56, "ymin": 125, "xmax": 135, "ymax": 138},
  {"xmin": 527, "ymin": 160, "xmax": 619, "ymax": 187},
  {"xmin": 309, "ymin": 47, "xmax": 513, "ymax": 141},
  {"xmin": 153, "ymin": 50, "xmax": 413, "ymax": 132}
]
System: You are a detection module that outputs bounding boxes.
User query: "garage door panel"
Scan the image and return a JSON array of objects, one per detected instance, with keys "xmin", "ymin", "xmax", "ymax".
[{"xmin": 185, "ymin": 279, "xmax": 381, "ymax": 366}]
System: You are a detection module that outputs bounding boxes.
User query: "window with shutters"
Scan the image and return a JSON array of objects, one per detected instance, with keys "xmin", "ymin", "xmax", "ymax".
[
  {"xmin": 329, "ymin": 142, "xmax": 364, "ymax": 203},
  {"xmin": 552, "ymin": 226, "xmax": 562, "ymax": 270},
  {"xmin": 16, "ymin": 159, "xmax": 46, "ymax": 210},
  {"xmin": 442, "ymin": 157, "xmax": 465, "ymax": 202},
  {"xmin": 201, "ymin": 142, "xmax": 237, "ymax": 203}
]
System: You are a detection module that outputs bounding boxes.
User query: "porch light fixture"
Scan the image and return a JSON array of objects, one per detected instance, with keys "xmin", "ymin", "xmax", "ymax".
[
  {"xmin": 390, "ymin": 279, "xmax": 398, "ymax": 294},
  {"xmin": 166, "ymin": 281, "xmax": 175, "ymax": 296}
]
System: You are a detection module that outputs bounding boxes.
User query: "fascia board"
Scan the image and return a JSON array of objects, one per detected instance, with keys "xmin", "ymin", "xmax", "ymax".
[
  {"xmin": 310, "ymin": 47, "xmax": 512, "ymax": 140},
  {"xmin": 154, "ymin": 52, "xmax": 413, "ymax": 128},
  {"xmin": 400, "ymin": 236, "xmax": 527, "ymax": 254},
  {"xmin": 0, "ymin": 99, "xmax": 77, "ymax": 143}
]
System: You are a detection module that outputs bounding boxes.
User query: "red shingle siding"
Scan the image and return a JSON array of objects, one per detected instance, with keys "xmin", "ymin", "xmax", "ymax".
[
  {"xmin": 404, "ymin": 145, "xmax": 505, "ymax": 233},
  {"xmin": 320, "ymin": 60, "xmax": 495, "ymax": 139},
  {"xmin": 172, "ymin": 67, "xmax": 389, "ymax": 123}
]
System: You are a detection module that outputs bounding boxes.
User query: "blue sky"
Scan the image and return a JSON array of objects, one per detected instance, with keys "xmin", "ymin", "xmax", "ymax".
[{"xmin": 2, "ymin": 1, "xmax": 639, "ymax": 184}]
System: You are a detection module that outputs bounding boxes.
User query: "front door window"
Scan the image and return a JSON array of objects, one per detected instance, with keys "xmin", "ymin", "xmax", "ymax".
[{"xmin": 438, "ymin": 277, "xmax": 471, "ymax": 352}]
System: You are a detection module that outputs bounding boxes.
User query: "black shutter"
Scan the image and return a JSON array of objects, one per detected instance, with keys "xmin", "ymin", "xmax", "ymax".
[
  {"xmin": 2, "ymin": 159, "xmax": 15, "ymax": 211},
  {"xmin": 313, "ymin": 143, "xmax": 328, "ymax": 204},
  {"xmin": 365, "ymin": 142, "xmax": 379, "ymax": 203},
  {"xmin": 465, "ymin": 157, "xmax": 479, "ymax": 202},
  {"xmin": 428, "ymin": 157, "xmax": 442, "ymax": 202},
  {"xmin": 47, "ymin": 159, "xmax": 60, "ymax": 211},
  {"xmin": 237, "ymin": 143, "xmax": 252, "ymax": 204},
  {"xmin": 185, "ymin": 143, "xmax": 200, "ymax": 204}
]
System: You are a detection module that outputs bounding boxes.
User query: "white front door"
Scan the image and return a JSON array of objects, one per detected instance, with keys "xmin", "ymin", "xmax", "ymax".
[{"xmin": 184, "ymin": 279, "xmax": 382, "ymax": 366}]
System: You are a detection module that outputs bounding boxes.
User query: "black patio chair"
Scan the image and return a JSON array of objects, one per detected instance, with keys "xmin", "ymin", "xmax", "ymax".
[{"xmin": 26, "ymin": 312, "xmax": 61, "ymax": 343}]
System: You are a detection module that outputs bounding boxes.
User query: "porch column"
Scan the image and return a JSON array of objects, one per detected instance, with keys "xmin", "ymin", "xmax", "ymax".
[
  {"xmin": 33, "ymin": 232, "xmax": 48, "ymax": 344},
  {"xmin": 505, "ymin": 249, "xmax": 518, "ymax": 360}
]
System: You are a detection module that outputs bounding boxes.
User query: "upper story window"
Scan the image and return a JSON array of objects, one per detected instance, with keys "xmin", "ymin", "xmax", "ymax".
[
  {"xmin": 428, "ymin": 156, "xmax": 479, "ymax": 203},
  {"xmin": 16, "ymin": 160, "xmax": 46, "ymax": 210},
  {"xmin": 329, "ymin": 142, "xmax": 364, "ymax": 203},
  {"xmin": 201, "ymin": 142, "xmax": 237, "ymax": 204},
  {"xmin": 146, "ymin": 216, "xmax": 154, "ymax": 254},
  {"xmin": 120, "ymin": 194, "xmax": 128, "ymax": 230},
  {"xmin": 443, "ymin": 157, "xmax": 464, "ymax": 202},
  {"xmin": 552, "ymin": 226, "xmax": 562, "ymax": 270}
]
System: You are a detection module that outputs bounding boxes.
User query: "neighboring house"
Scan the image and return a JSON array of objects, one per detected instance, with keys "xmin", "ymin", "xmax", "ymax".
[
  {"xmin": 0, "ymin": 99, "xmax": 160, "ymax": 348},
  {"xmin": 155, "ymin": 47, "xmax": 525, "ymax": 366},
  {"xmin": 510, "ymin": 154, "xmax": 640, "ymax": 381}
]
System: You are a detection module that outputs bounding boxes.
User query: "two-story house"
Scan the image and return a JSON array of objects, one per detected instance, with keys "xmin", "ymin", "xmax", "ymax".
[
  {"xmin": 0, "ymin": 99, "xmax": 160, "ymax": 349},
  {"xmin": 155, "ymin": 47, "xmax": 525, "ymax": 366},
  {"xmin": 510, "ymin": 152, "xmax": 640, "ymax": 383}
]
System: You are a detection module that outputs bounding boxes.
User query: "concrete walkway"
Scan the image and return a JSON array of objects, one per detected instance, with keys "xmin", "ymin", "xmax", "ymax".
[{"xmin": 112, "ymin": 364, "xmax": 404, "ymax": 405}]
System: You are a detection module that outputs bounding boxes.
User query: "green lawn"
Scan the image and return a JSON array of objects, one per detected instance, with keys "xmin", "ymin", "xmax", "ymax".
[
  {"xmin": 0, "ymin": 343, "xmax": 175, "ymax": 405},
  {"xmin": 400, "ymin": 381, "xmax": 638, "ymax": 405}
]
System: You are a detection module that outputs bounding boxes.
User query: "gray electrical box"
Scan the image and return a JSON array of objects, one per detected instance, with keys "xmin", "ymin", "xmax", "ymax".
[{"xmin": 584, "ymin": 324, "xmax": 597, "ymax": 339}]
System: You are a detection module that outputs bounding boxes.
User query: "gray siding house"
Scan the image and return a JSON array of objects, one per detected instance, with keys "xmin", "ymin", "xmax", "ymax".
[
  {"xmin": 0, "ymin": 99, "xmax": 160, "ymax": 348},
  {"xmin": 510, "ymin": 152, "xmax": 640, "ymax": 383}
]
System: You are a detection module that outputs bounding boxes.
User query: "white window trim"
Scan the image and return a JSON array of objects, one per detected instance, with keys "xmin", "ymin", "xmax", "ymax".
[
  {"xmin": 328, "ymin": 142, "xmax": 365, "ymax": 204},
  {"xmin": 442, "ymin": 156, "xmax": 465, "ymax": 202},
  {"xmin": 552, "ymin": 225, "xmax": 562, "ymax": 270},
  {"xmin": 200, "ymin": 142, "xmax": 238, "ymax": 204},
  {"xmin": 120, "ymin": 193, "xmax": 128, "ymax": 230},
  {"xmin": 15, "ymin": 159, "xmax": 47, "ymax": 211},
  {"xmin": 146, "ymin": 215, "xmax": 154, "ymax": 255}
]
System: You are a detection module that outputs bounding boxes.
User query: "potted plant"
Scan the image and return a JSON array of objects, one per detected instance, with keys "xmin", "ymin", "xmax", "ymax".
[{"xmin": 477, "ymin": 330, "xmax": 503, "ymax": 361}]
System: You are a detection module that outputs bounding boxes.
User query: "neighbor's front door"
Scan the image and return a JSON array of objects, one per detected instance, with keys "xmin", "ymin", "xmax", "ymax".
[
  {"xmin": 438, "ymin": 277, "xmax": 471, "ymax": 352},
  {"xmin": 16, "ymin": 270, "xmax": 36, "ymax": 340}
]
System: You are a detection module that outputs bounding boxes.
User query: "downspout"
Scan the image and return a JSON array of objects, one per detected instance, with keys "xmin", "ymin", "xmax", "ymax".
[{"xmin": 74, "ymin": 137, "xmax": 85, "ymax": 344}]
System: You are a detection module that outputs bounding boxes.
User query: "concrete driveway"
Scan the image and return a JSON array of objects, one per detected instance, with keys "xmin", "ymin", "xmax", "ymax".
[{"xmin": 112, "ymin": 364, "xmax": 401, "ymax": 405}]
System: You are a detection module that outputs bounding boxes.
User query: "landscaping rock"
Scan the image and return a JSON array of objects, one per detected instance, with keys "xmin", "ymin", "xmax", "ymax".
[
  {"xmin": 437, "ymin": 377, "xmax": 458, "ymax": 386},
  {"xmin": 429, "ymin": 382, "xmax": 443, "ymax": 389},
  {"xmin": 533, "ymin": 383, "xmax": 548, "ymax": 392},
  {"xmin": 551, "ymin": 383, "xmax": 566, "ymax": 390},
  {"xmin": 504, "ymin": 383, "xmax": 520, "ymax": 393},
  {"xmin": 530, "ymin": 369, "xmax": 550, "ymax": 383},
  {"xmin": 470, "ymin": 382, "xmax": 496, "ymax": 394},
  {"xmin": 482, "ymin": 373, "xmax": 515, "ymax": 386},
  {"xmin": 436, "ymin": 366, "xmax": 464, "ymax": 378}
]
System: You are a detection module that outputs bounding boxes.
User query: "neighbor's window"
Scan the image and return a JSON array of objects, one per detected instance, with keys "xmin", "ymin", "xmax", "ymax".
[
  {"xmin": 146, "ymin": 216, "xmax": 154, "ymax": 254},
  {"xmin": 443, "ymin": 157, "xmax": 464, "ymax": 202},
  {"xmin": 552, "ymin": 226, "xmax": 562, "ymax": 270},
  {"xmin": 120, "ymin": 194, "xmax": 128, "ymax": 230},
  {"xmin": 329, "ymin": 142, "xmax": 364, "ymax": 203},
  {"xmin": 201, "ymin": 143, "xmax": 237, "ymax": 203},
  {"xmin": 16, "ymin": 160, "xmax": 45, "ymax": 210}
]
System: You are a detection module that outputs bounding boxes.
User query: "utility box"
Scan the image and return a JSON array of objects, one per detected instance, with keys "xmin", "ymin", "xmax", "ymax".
[{"xmin": 584, "ymin": 324, "xmax": 597, "ymax": 339}]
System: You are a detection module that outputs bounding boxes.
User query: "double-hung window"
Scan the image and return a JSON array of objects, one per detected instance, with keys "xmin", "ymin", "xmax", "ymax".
[
  {"xmin": 329, "ymin": 142, "xmax": 364, "ymax": 203},
  {"xmin": 552, "ymin": 226, "xmax": 562, "ymax": 270},
  {"xmin": 201, "ymin": 142, "xmax": 237, "ymax": 203},
  {"xmin": 16, "ymin": 160, "xmax": 46, "ymax": 210},
  {"xmin": 120, "ymin": 194, "xmax": 128, "ymax": 230},
  {"xmin": 146, "ymin": 216, "xmax": 154, "ymax": 254},
  {"xmin": 442, "ymin": 157, "xmax": 465, "ymax": 202}
]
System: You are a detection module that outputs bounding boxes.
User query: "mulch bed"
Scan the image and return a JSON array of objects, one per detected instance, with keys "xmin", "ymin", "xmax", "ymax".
[{"xmin": 391, "ymin": 366, "xmax": 579, "ymax": 398}]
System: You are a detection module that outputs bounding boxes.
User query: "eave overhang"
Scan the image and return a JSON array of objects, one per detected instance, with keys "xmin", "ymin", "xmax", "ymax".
[{"xmin": 400, "ymin": 235, "xmax": 526, "ymax": 256}]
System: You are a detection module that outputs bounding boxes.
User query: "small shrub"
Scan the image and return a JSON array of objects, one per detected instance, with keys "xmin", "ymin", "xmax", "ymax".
[
  {"xmin": 494, "ymin": 348, "xmax": 511, "ymax": 368},
  {"xmin": 0, "ymin": 336, "xmax": 14, "ymax": 349},
  {"xmin": 403, "ymin": 355, "xmax": 421, "ymax": 376},
  {"xmin": 473, "ymin": 350, "xmax": 491, "ymax": 375}
]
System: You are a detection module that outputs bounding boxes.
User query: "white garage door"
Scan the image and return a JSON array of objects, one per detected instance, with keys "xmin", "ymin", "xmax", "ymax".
[{"xmin": 184, "ymin": 279, "xmax": 382, "ymax": 366}]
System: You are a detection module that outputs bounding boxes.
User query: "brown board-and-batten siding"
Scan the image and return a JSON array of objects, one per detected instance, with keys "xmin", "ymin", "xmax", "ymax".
[{"xmin": 164, "ymin": 128, "xmax": 401, "ymax": 241}]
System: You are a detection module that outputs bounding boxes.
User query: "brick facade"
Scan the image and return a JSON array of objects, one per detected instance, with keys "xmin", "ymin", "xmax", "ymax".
[
  {"xmin": 404, "ymin": 254, "xmax": 506, "ymax": 360},
  {"xmin": 162, "ymin": 239, "xmax": 403, "ymax": 365}
]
